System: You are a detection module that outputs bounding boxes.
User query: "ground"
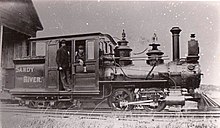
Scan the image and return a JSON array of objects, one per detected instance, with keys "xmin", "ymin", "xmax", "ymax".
[
  {"xmin": 1, "ymin": 111, "xmax": 220, "ymax": 128},
  {"xmin": 1, "ymin": 84, "xmax": 220, "ymax": 128}
]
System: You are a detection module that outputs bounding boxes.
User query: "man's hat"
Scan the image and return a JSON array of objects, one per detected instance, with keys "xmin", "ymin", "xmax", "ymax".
[
  {"xmin": 78, "ymin": 45, "xmax": 84, "ymax": 49},
  {"xmin": 60, "ymin": 39, "xmax": 66, "ymax": 44}
]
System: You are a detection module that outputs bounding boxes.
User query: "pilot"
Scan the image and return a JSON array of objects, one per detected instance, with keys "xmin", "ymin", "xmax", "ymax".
[
  {"xmin": 56, "ymin": 40, "xmax": 71, "ymax": 91},
  {"xmin": 75, "ymin": 45, "xmax": 87, "ymax": 72}
]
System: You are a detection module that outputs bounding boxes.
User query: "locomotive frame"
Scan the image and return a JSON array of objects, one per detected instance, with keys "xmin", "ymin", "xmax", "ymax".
[{"xmin": 10, "ymin": 27, "xmax": 214, "ymax": 111}]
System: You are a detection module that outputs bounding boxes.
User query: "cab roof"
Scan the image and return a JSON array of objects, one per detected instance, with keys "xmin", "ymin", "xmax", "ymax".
[{"xmin": 29, "ymin": 32, "xmax": 117, "ymax": 45}]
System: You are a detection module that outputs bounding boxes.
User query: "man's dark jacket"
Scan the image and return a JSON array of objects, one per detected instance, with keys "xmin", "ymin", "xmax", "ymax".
[{"xmin": 56, "ymin": 46, "xmax": 70, "ymax": 70}]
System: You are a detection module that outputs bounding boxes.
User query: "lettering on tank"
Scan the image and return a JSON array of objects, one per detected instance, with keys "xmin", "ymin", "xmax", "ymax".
[
  {"xmin": 16, "ymin": 67, "xmax": 34, "ymax": 72},
  {"xmin": 15, "ymin": 65, "xmax": 45, "ymax": 86},
  {"xmin": 23, "ymin": 76, "xmax": 43, "ymax": 83}
]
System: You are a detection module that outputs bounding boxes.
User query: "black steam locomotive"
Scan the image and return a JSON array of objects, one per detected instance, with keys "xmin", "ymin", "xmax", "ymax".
[{"xmin": 10, "ymin": 27, "xmax": 203, "ymax": 111}]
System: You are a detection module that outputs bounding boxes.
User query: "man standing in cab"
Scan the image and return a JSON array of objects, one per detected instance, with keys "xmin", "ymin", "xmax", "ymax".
[{"xmin": 56, "ymin": 39, "xmax": 71, "ymax": 91}]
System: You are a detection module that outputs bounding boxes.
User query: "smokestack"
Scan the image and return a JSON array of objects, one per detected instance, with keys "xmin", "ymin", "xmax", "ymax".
[{"xmin": 170, "ymin": 27, "xmax": 182, "ymax": 61}]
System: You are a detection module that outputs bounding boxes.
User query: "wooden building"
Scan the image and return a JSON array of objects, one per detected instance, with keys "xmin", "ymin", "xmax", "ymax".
[{"xmin": 0, "ymin": 0, "xmax": 43, "ymax": 90}]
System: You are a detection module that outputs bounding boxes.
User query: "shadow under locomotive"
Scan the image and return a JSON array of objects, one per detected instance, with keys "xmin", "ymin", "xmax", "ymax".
[{"xmin": 10, "ymin": 27, "xmax": 220, "ymax": 111}]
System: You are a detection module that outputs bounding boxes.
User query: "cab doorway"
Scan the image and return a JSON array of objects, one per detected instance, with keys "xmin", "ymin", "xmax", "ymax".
[
  {"xmin": 72, "ymin": 39, "xmax": 99, "ymax": 93},
  {"xmin": 57, "ymin": 40, "xmax": 72, "ymax": 91}
]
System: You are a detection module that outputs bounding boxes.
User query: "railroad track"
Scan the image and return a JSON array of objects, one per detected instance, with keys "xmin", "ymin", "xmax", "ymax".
[{"xmin": 1, "ymin": 104, "xmax": 220, "ymax": 119}]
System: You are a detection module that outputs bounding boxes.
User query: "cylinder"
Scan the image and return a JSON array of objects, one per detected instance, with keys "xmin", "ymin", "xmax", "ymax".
[
  {"xmin": 165, "ymin": 96, "xmax": 185, "ymax": 106},
  {"xmin": 170, "ymin": 27, "xmax": 182, "ymax": 61}
]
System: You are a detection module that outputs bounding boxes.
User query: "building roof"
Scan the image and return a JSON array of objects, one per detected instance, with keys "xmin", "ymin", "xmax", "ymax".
[{"xmin": 0, "ymin": 0, "xmax": 43, "ymax": 37}]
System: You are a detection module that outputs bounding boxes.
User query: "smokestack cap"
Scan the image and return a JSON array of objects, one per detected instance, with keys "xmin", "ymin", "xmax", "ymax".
[
  {"xmin": 190, "ymin": 34, "xmax": 196, "ymax": 38},
  {"xmin": 170, "ymin": 27, "xmax": 182, "ymax": 34}
]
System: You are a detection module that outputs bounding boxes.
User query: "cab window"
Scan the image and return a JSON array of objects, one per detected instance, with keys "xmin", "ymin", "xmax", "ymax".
[
  {"xmin": 104, "ymin": 41, "xmax": 113, "ymax": 54},
  {"xmin": 87, "ymin": 40, "xmax": 95, "ymax": 60},
  {"xmin": 75, "ymin": 40, "xmax": 86, "ymax": 62},
  {"xmin": 17, "ymin": 41, "xmax": 46, "ymax": 58},
  {"xmin": 33, "ymin": 42, "xmax": 46, "ymax": 57},
  {"xmin": 99, "ymin": 38, "xmax": 114, "ymax": 55},
  {"xmin": 30, "ymin": 41, "xmax": 46, "ymax": 57}
]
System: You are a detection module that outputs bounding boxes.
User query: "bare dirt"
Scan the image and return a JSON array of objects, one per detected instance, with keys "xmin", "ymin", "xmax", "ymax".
[
  {"xmin": 1, "ymin": 111, "xmax": 220, "ymax": 128},
  {"xmin": 1, "ymin": 84, "xmax": 220, "ymax": 128}
]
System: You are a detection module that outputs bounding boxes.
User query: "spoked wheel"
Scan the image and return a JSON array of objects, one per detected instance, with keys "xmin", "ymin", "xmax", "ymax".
[
  {"xmin": 108, "ymin": 88, "xmax": 134, "ymax": 111},
  {"xmin": 141, "ymin": 88, "xmax": 166, "ymax": 112}
]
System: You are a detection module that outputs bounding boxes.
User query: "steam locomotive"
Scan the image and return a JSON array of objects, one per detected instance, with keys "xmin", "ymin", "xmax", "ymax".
[{"xmin": 10, "ymin": 27, "xmax": 203, "ymax": 111}]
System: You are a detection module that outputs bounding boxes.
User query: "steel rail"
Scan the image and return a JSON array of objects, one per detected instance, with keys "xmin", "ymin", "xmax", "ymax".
[{"xmin": 1, "ymin": 106, "xmax": 220, "ymax": 118}]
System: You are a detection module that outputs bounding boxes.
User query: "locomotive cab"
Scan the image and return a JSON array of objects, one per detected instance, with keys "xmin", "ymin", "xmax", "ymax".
[{"xmin": 10, "ymin": 33, "xmax": 117, "ymax": 106}]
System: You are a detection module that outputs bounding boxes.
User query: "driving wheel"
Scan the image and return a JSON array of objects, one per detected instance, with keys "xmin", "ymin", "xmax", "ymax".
[
  {"xmin": 108, "ymin": 88, "xmax": 134, "ymax": 111},
  {"xmin": 141, "ymin": 88, "xmax": 166, "ymax": 112}
]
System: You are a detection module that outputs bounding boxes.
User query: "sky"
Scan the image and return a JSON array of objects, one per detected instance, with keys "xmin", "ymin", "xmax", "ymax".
[{"xmin": 32, "ymin": 0, "xmax": 220, "ymax": 86}]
